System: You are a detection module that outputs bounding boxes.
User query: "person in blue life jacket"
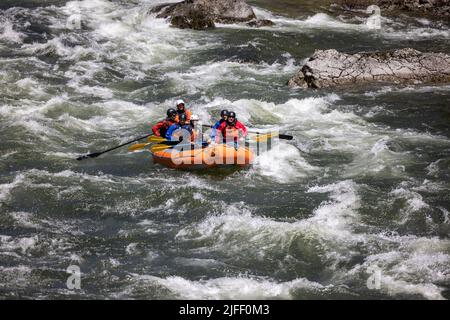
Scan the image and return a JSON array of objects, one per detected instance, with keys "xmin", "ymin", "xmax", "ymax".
[
  {"xmin": 166, "ymin": 113, "xmax": 192, "ymax": 142},
  {"xmin": 210, "ymin": 109, "xmax": 228, "ymax": 143}
]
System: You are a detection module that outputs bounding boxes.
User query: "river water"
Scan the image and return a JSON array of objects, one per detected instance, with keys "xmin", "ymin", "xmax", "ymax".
[{"xmin": 0, "ymin": 0, "xmax": 449, "ymax": 299}]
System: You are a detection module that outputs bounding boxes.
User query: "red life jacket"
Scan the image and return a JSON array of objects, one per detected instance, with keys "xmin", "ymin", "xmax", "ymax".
[
  {"xmin": 216, "ymin": 120, "xmax": 247, "ymax": 143},
  {"xmin": 152, "ymin": 118, "xmax": 176, "ymax": 137}
]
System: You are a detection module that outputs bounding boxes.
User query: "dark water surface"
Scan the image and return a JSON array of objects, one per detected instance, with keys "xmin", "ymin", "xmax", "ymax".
[{"xmin": 0, "ymin": 0, "xmax": 449, "ymax": 299}]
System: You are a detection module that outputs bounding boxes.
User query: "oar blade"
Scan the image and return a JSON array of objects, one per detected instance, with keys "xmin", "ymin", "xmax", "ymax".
[
  {"xmin": 279, "ymin": 134, "xmax": 293, "ymax": 140},
  {"xmin": 148, "ymin": 136, "xmax": 167, "ymax": 143},
  {"xmin": 76, "ymin": 152, "xmax": 102, "ymax": 161},
  {"xmin": 151, "ymin": 145, "xmax": 170, "ymax": 153},
  {"xmin": 128, "ymin": 143, "xmax": 150, "ymax": 152}
]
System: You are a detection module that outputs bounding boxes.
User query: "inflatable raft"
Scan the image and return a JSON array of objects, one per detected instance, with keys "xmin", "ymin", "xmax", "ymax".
[{"xmin": 151, "ymin": 143, "xmax": 254, "ymax": 169}]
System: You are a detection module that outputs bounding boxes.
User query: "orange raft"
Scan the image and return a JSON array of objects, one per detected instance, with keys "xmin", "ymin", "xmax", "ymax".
[{"xmin": 151, "ymin": 144, "xmax": 254, "ymax": 169}]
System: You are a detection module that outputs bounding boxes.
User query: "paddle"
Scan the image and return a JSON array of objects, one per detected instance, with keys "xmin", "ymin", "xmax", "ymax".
[
  {"xmin": 76, "ymin": 133, "xmax": 154, "ymax": 161},
  {"xmin": 248, "ymin": 130, "xmax": 293, "ymax": 141},
  {"xmin": 128, "ymin": 136, "xmax": 167, "ymax": 152},
  {"xmin": 151, "ymin": 140, "xmax": 209, "ymax": 153},
  {"xmin": 201, "ymin": 124, "xmax": 293, "ymax": 140}
]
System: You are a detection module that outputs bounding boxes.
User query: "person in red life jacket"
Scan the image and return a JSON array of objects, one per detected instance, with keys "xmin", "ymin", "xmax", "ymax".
[
  {"xmin": 152, "ymin": 108, "xmax": 177, "ymax": 138},
  {"xmin": 174, "ymin": 99, "xmax": 191, "ymax": 122},
  {"xmin": 215, "ymin": 111, "xmax": 247, "ymax": 149}
]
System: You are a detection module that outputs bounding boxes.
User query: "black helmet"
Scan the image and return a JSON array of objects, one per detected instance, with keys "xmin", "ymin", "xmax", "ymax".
[
  {"xmin": 167, "ymin": 108, "xmax": 177, "ymax": 117},
  {"xmin": 179, "ymin": 113, "xmax": 187, "ymax": 123},
  {"xmin": 220, "ymin": 109, "xmax": 228, "ymax": 117}
]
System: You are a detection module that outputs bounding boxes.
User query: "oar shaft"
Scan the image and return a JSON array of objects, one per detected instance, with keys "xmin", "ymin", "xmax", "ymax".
[
  {"xmin": 203, "ymin": 124, "xmax": 292, "ymax": 140},
  {"xmin": 77, "ymin": 133, "xmax": 154, "ymax": 160},
  {"xmin": 101, "ymin": 133, "xmax": 154, "ymax": 153}
]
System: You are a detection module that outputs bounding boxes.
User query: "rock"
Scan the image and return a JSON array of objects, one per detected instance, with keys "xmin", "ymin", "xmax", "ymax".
[
  {"xmin": 152, "ymin": 0, "xmax": 256, "ymax": 23},
  {"xmin": 336, "ymin": 0, "xmax": 450, "ymax": 18},
  {"xmin": 246, "ymin": 19, "xmax": 275, "ymax": 27},
  {"xmin": 170, "ymin": 11, "xmax": 215, "ymax": 30},
  {"xmin": 288, "ymin": 48, "xmax": 450, "ymax": 89}
]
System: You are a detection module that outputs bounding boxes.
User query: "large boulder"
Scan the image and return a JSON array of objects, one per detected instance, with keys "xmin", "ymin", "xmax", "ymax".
[
  {"xmin": 170, "ymin": 11, "xmax": 215, "ymax": 30},
  {"xmin": 150, "ymin": 0, "xmax": 273, "ymax": 29},
  {"xmin": 288, "ymin": 48, "xmax": 450, "ymax": 89},
  {"xmin": 152, "ymin": 0, "xmax": 256, "ymax": 23}
]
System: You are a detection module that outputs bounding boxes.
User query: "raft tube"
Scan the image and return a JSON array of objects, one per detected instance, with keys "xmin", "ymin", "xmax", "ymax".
[{"xmin": 151, "ymin": 144, "xmax": 254, "ymax": 169}]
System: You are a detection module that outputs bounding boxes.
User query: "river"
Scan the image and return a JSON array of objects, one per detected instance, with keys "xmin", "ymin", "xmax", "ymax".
[{"xmin": 0, "ymin": 0, "xmax": 449, "ymax": 299}]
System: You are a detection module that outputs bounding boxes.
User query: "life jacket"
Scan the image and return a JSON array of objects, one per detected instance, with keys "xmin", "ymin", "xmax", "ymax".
[
  {"xmin": 216, "ymin": 120, "xmax": 247, "ymax": 143},
  {"xmin": 152, "ymin": 118, "xmax": 176, "ymax": 137},
  {"xmin": 175, "ymin": 109, "xmax": 191, "ymax": 122},
  {"xmin": 166, "ymin": 123, "xmax": 193, "ymax": 141}
]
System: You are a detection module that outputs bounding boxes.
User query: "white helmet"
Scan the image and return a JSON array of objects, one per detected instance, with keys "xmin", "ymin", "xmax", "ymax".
[
  {"xmin": 176, "ymin": 99, "xmax": 185, "ymax": 106},
  {"xmin": 190, "ymin": 115, "xmax": 199, "ymax": 121}
]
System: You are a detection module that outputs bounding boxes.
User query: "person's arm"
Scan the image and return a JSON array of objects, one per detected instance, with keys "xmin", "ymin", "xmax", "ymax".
[{"xmin": 152, "ymin": 121, "xmax": 163, "ymax": 136}]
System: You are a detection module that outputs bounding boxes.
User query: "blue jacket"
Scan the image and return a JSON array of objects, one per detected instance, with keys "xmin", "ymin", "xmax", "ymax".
[
  {"xmin": 166, "ymin": 123, "xmax": 192, "ymax": 141},
  {"xmin": 211, "ymin": 119, "xmax": 226, "ymax": 140}
]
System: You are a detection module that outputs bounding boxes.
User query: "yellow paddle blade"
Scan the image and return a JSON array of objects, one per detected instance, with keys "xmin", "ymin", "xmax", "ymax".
[
  {"xmin": 129, "ymin": 136, "xmax": 168, "ymax": 152},
  {"xmin": 128, "ymin": 143, "xmax": 151, "ymax": 152},
  {"xmin": 148, "ymin": 136, "xmax": 167, "ymax": 143},
  {"xmin": 150, "ymin": 144, "xmax": 172, "ymax": 153}
]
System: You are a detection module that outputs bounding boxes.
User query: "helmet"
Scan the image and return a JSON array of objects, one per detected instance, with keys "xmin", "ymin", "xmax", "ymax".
[
  {"xmin": 167, "ymin": 108, "xmax": 177, "ymax": 118},
  {"xmin": 227, "ymin": 111, "xmax": 236, "ymax": 125},
  {"xmin": 220, "ymin": 109, "xmax": 228, "ymax": 117},
  {"xmin": 176, "ymin": 99, "xmax": 185, "ymax": 108},
  {"xmin": 190, "ymin": 115, "xmax": 199, "ymax": 121},
  {"xmin": 179, "ymin": 113, "xmax": 187, "ymax": 123}
]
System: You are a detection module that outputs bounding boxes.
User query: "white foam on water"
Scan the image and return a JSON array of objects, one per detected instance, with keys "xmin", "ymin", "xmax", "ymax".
[
  {"xmin": 60, "ymin": 0, "xmax": 218, "ymax": 70},
  {"xmin": 0, "ymin": 20, "xmax": 25, "ymax": 43},
  {"xmin": 187, "ymin": 94, "xmax": 423, "ymax": 182},
  {"xmin": 166, "ymin": 56, "xmax": 299, "ymax": 95},
  {"xmin": 347, "ymin": 234, "xmax": 450, "ymax": 299},
  {"xmin": 387, "ymin": 184, "xmax": 438, "ymax": 230},
  {"xmin": 126, "ymin": 243, "xmax": 138, "ymax": 255},
  {"xmin": 177, "ymin": 181, "xmax": 362, "ymax": 258},
  {"xmin": 14, "ymin": 78, "xmax": 49, "ymax": 100},
  {"xmin": 250, "ymin": 143, "xmax": 319, "ymax": 183},
  {"xmin": 0, "ymin": 235, "xmax": 38, "ymax": 254},
  {"xmin": 439, "ymin": 208, "xmax": 450, "ymax": 224},
  {"xmin": 132, "ymin": 274, "xmax": 327, "ymax": 299},
  {"xmin": 175, "ymin": 180, "xmax": 450, "ymax": 299},
  {"xmin": 382, "ymin": 25, "xmax": 450, "ymax": 40},
  {"xmin": 245, "ymin": 96, "xmax": 413, "ymax": 179},
  {"xmin": 8, "ymin": 211, "xmax": 40, "ymax": 229},
  {"xmin": 0, "ymin": 265, "xmax": 33, "ymax": 288},
  {"xmin": 391, "ymin": 187, "xmax": 429, "ymax": 212},
  {"xmin": 1, "ymin": 151, "xmax": 18, "ymax": 160},
  {"xmin": 219, "ymin": 7, "xmax": 450, "ymax": 41},
  {"xmin": 0, "ymin": 174, "xmax": 26, "ymax": 203}
]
